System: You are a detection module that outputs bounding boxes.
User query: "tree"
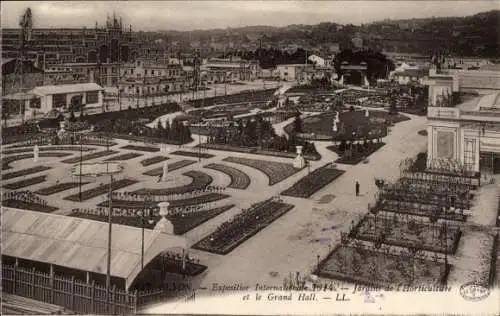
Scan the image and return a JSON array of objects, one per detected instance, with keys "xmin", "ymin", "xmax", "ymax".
[{"xmin": 292, "ymin": 113, "xmax": 303, "ymax": 133}]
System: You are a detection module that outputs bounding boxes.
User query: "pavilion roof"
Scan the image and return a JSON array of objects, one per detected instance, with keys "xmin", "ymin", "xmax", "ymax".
[{"xmin": 2, "ymin": 208, "xmax": 186, "ymax": 289}]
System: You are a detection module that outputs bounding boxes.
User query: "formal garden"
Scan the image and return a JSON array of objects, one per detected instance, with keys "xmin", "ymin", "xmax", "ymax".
[
  {"xmin": 3, "ymin": 166, "xmax": 52, "ymax": 180},
  {"xmin": 2, "ymin": 191, "xmax": 58, "ymax": 213},
  {"xmin": 315, "ymin": 242, "xmax": 449, "ymax": 287},
  {"xmin": 134, "ymin": 171, "xmax": 213, "ymax": 196},
  {"xmin": 204, "ymin": 163, "xmax": 251, "ymax": 190},
  {"xmin": 36, "ymin": 182, "xmax": 90, "ymax": 195},
  {"xmin": 281, "ymin": 163, "xmax": 345, "ymax": 198},
  {"xmin": 2, "ymin": 152, "xmax": 72, "ymax": 170},
  {"xmin": 222, "ymin": 156, "xmax": 302, "ymax": 185},
  {"xmin": 3, "ymin": 175, "xmax": 48, "ymax": 190},
  {"xmin": 201, "ymin": 113, "xmax": 321, "ymax": 161},
  {"xmin": 64, "ymin": 179, "xmax": 139, "ymax": 202},
  {"xmin": 70, "ymin": 204, "xmax": 235, "ymax": 235},
  {"xmin": 350, "ymin": 214, "xmax": 462, "ymax": 254},
  {"xmin": 143, "ymin": 160, "xmax": 197, "ymax": 176},
  {"xmin": 140, "ymin": 156, "xmax": 170, "ymax": 167},
  {"xmin": 192, "ymin": 198, "xmax": 294, "ymax": 254},
  {"xmin": 121, "ymin": 144, "xmax": 161, "ymax": 152}
]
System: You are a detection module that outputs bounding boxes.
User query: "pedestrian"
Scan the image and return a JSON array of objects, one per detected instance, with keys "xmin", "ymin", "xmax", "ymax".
[{"xmin": 355, "ymin": 181, "xmax": 360, "ymax": 197}]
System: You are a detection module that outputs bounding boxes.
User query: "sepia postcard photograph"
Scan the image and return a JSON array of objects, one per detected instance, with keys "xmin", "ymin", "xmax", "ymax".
[{"xmin": 0, "ymin": 1, "xmax": 499, "ymax": 315}]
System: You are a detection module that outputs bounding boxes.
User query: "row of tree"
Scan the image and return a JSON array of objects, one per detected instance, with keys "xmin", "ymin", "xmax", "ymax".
[{"xmin": 206, "ymin": 114, "xmax": 319, "ymax": 156}]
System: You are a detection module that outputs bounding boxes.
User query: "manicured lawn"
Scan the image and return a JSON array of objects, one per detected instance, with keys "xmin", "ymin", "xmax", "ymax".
[
  {"xmin": 223, "ymin": 157, "xmax": 302, "ymax": 185},
  {"xmin": 121, "ymin": 145, "xmax": 161, "ymax": 152},
  {"xmin": 61, "ymin": 150, "xmax": 118, "ymax": 163},
  {"xmin": 315, "ymin": 245, "xmax": 449, "ymax": 287},
  {"xmin": 143, "ymin": 160, "xmax": 196, "ymax": 176},
  {"xmin": 171, "ymin": 150, "xmax": 214, "ymax": 159},
  {"xmin": 3, "ymin": 175, "xmax": 47, "ymax": 190},
  {"xmin": 64, "ymin": 178, "xmax": 139, "ymax": 202},
  {"xmin": 70, "ymin": 204, "xmax": 235, "ymax": 235},
  {"xmin": 281, "ymin": 164, "xmax": 345, "ymax": 198},
  {"xmin": 204, "ymin": 163, "xmax": 251, "ymax": 189},
  {"xmin": 2, "ymin": 166, "xmax": 52, "ymax": 180},
  {"xmin": 2, "ymin": 199, "xmax": 58, "ymax": 213},
  {"xmin": 104, "ymin": 152, "xmax": 143, "ymax": 161},
  {"xmin": 36, "ymin": 182, "xmax": 91, "ymax": 195},
  {"xmin": 134, "ymin": 171, "xmax": 212, "ymax": 196},
  {"xmin": 328, "ymin": 142, "xmax": 386, "ymax": 165},
  {"xmin": 2, "ymin": 152, "xmax": 72, "ymax": 170},
  {"xmin": 192, "ymin": 200, "xmax": 294, "ymax": 255}
]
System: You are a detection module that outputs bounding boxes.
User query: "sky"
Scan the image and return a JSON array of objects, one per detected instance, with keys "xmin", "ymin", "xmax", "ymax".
[{"xmin": 1, "ymin": 1, "xmax": 498, "ymax": 31}]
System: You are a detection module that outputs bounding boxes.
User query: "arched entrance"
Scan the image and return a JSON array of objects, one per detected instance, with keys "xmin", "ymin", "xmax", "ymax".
[{"xmin": 87, "ymin": 50, "xmax": 98, "ymax": 63}]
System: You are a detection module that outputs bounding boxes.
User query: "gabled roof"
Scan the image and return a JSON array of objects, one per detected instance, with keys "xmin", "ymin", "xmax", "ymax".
[
  {"xmin": 30, "ymin": 83, "xmax": 104, "ymax": 96},
  {"xmin": 2, "ymin": 208, "xmax": 186, "ymax": 289}
]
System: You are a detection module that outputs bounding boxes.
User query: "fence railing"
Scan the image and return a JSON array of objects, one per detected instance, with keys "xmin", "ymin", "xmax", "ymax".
[{"xmin": 2, "ymin": 264, "xmax": 138, "ymax": 314}]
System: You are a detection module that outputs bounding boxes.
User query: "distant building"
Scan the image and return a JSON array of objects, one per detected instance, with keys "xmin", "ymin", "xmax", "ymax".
[
  {"xmin": 276, "ymin": 64, "xmax": 310, "ymax": 82},
  {"xmin": 201, "ymin": 58, "xmax": 260, "ymax": 83}
]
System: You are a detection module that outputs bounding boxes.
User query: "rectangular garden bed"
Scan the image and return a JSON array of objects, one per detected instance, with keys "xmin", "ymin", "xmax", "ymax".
[
  {"xmin": 64, "ymin": 179, "xmax": 139, "ymax": 202},
  {"xmin": 143, "ymin": 160, "xmax": 196, "ymax": 176},
  {"xmin": 378, "ymin": 203, "xmax": 467, "ymax": 222},
  {"xmin": 121, "ymin": 145, "xmax": 161, "ymax": 152},
  {"xmin": 104, "ymin": 152, "xmax": 143, "ymax": 161},
  {"xmin": 70, "ymin": 204, "xmax": 234, "ymax": 235},
  {"xmin": 3, "ymin": 176, "xmax": 47, "ymax": 190},
  {"xmin": 192, "ymin": 201, "xmax": 294, "ymax": 255},
  {"xmin": 2, "ymin": 166, "xmax": 52, "ymax": 180},
  {"xmin": 171, "ymin": 150, "xmax": 215, "ymax": 159},
  {"xmin": 2, "ymin": 199, "xmax": 58, "ymax": 213},
  {"xmin": 36, "ymin": 182, "xmax": 91, "ymax": 195},
  {"xmin": 140, "ymin": 156, "xmax": 170, "ymax": 167},
  {"xmin": 350, "ymin": 214, "xmax": 462, "ymax": 254},
  {"xmin": 61, "ymin": 150, "xmax": 118, "ymax": 163},
  {"xmin": 329, "ymin": 142, "xmax": 385, "ymax": 165},
  {"xmin": 315, "ymin": 245, "xmax": 449, "ymax": 287},
  {"xmin": 281, "ymin": 164, "xmax": 345, "ymax": 198}
]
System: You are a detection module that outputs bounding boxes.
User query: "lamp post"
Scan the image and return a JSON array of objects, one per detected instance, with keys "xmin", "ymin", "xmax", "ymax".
[
  {"xmin": 79, "ymin": 134, "xmax": 83, "ymax": 201},
  {"xmin": 106, "ymin": 171, "xmax": 113, "ymax": 292},
  {"xmin": 139, "ymin": 194, "xmax": 154, "ymax": 269}
]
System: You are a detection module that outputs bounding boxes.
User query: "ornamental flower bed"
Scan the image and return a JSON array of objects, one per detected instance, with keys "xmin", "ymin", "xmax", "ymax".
[
  {"xmin": 2, "ymin": 145, "xmax": 95, "ymax": 155},
  {"xmin": 281, "ymin": 163, "xmax": 345, "ymax": 198},
  {"xmin": 223, "ymin": 157, "xmax": 302, "ymax": 185},
  {"xmin": 350, "ymin": 214, "xmax": 462, "ymax": 254},
  {"xmin": 140, "ymin": 156, "xmax": 170, "ymax": 167},
  {"xmin": 104, "ymin": 152, "xmax": 143, "ymax": 161},
  {"xmin": 2, "ymin": 166, "xmax": 52, "ymax": 180},
  {"xmin": 97, "ymin": 193, "xmax": 230, "ymax": 209},
  {"xmin": 2, "ymin": 199, "xmax": 58, "ymax": 213},
  {"xmin": 70, "ymin": 204, "xmax": 234, "ymax": 235},
  {"xmin": 121, "ymin": 145, "xmax": 161, "ymax": 152},
  {"xmin": 61, "ymin": 150, "xmax": 118, "ymax": 164},
  {"xmin": 378, "ymin": 200, "xmax": 467, "ymax": 222},
  {"xmin": 134, "ymin": 171, "xmax": 213, "ymax": 196},
  {"xmin": 192, "ymin": 199, "xmax": 294, "ymax": 255},
  {"xmin": 2, "ymin": 152, "xmax": 72, "ymax": 170},
  {"xmin": 143, "ymin": 160, "xmax": 197, "ymax": 176},
  {"xmin": 36, "ymin": 182, "xmax": 91, "ymax": 195},
  {"xmin": 171, "ymin": 150, "xmax": 215, "ymax": 159},
  {"xmin": 64, "ymin": 179, "xmax": 139, "ymax": 202},
  {"xmin": 315, "ymin": 244, "xmax": 449, "ymax": 287},
  {"xmin": 3, "ymin": 175, "xmax": 47, "ymax": 190},
  {"xmin": 204, "ymin": 163, "xmax": 251, "ymax": 189}
]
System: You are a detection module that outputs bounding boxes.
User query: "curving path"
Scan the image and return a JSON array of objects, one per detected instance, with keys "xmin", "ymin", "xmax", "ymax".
[
  {"xmin": 133, "ymin": 170, "xmax": 213, "ymax": 196},
  {"xmin": 204, "ymin": 163, "xmax": 251, "ymax": 189},
  {"xmin": 2, "ymin": 152, "xmax": 73, "ymax": 170}
]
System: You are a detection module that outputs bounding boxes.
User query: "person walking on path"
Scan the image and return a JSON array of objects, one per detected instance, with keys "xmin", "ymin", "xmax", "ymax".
[{"xmin": 355, "ymin": 181, "xmax": 360, "ymax": 197}]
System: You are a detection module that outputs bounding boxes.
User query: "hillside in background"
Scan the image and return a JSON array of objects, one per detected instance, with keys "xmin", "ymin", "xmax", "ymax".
[{"xmin": 153, "ymin": 10, "xmax": 498, "ymax": 58}]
